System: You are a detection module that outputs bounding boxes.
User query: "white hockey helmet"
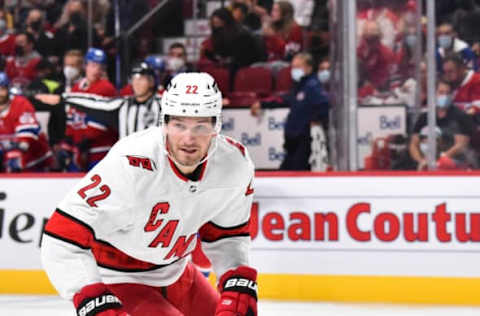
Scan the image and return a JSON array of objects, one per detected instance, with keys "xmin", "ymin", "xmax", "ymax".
[{"xmin": 161, "ymin": 72, "xmax": 222, "ymax": 132}]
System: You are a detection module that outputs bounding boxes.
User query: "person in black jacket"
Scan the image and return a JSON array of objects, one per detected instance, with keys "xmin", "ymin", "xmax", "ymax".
[
  {"xmin": 251, "ymin": 52, "xmax": 329, "ymax": 170},
  {"xmin": 202, "ymin": 8, "xmax": 266, "ymax": 72}
]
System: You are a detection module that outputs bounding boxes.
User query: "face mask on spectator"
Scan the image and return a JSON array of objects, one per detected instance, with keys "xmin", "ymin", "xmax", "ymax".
[
  {"xmin": 167, "ymin": 57, "xmax": 185, "ymax": 73},
  {"xmin": 0, "ymin": 19, "xmax": 6, "ymax": 33},
  {"xmin": 15, "ymin": 46, "xmax": 25, "ymax": 56},
  {"xmin": 291, "ymin": 68, "xmax": 305, "ymax": 82},
  {"xmin": 317, "ymin": 70, "xmax": 330, "ymax": 83},
  {"xmin": 29, "ymin": 19, "xmax": 42, "ymax": 30},
  {"xmin": 64, "ymin": 66, "xmax": 79, "ymax": 81},
  {"xmin": 365, "ymin": 35, "xmax": 380, "ymax": 45},
  {"xmin": 438, "ymin": 35, "xmax": 452, "ymax": 49},
  {"xmin": 405, "ymin": 34, "xmax": 417, "ymax": 48},
  {"xmin": 436, "ymin": 94, "xmax": 451, "ymax": 108}
]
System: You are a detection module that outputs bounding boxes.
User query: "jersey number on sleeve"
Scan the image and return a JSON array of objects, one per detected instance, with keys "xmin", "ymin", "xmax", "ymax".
[{"xmin": 77, "ymin": 174, "xmax": 111, "ymax": 207}]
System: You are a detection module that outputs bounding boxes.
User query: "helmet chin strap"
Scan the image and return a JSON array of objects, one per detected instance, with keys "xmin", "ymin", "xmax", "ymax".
[{"xmin": 162, "ymin": 132, "xmax": 219, "ymax": 172}]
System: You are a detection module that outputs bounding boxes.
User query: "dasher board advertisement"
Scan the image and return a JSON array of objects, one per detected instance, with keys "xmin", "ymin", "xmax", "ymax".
[{"xmin": 1, "ymin": 172, "xmax": 480, "ymax": 304}]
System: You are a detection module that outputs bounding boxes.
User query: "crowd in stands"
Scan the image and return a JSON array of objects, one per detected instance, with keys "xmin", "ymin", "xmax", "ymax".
[
  {"xmin": 356, "ymin": 0, "xmax": 480, "ymax": 172},
  {"xmin": 2, "ymin": 0, "xmax": 480, "ymax": 173}
]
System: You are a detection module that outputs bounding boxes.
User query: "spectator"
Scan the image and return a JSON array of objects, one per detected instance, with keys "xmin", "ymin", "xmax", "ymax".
[
  {"xmin": 392, "ymin": 25, "xmax": 423, "ymax": 87},
  {"xmin": 0, "ymin": 72, "xmax": 52, "ymax": 172},
  {"xmin": 200, "ymin": 8, "xmax": 265, "ymax": 72},
  {"xmin": 54, "ymin": 0, "xmax": 101, "ymax": 56},
  {"xmin": 62, "ymin": 49, "xmax": 84, "ymax": 92},
  {"xmin": 317, "ymin": 57, "xmax": 330, "ymax": 89},
  {"xmin": 436, "ymin": 21, "xmax": 478, "ymax": 72},
  {"xmin": 269, "ymin": 1, "xmax": 303, "ymax": 60},
  {"xmin": 0, "ymin": 13, "xmax": 15, "ymax": 56},
  {"xmin": 5, "ymin": 32, "xmax": 42, "ymax": 89},
  {"xmin": 251, "ymin": 52, "xmax": 329, "ymax": 170},
  {"xmin": 64, "ymin": 48, "xmax": 117, "ymax": 171},
  {"xmin": 357, "ymin": 20, "xmax": 396, "ymax": 92},
  {"xmin": 164, "ymin": 42, "xmax": 195, "ymax": 86},
  {"xmin": 24, "ymin": 9, "xmax": 56, "ymax": 58},
  {"xmin": 442, "ymin": 54, "xmax": 480, "ymax": 114},
  {"xmin": 26, "ymin": 59, "xmax": 65, "ymax": 147},
  {"xmin": 262, "ymin": 20, "xmax": 287, "ymax": 62},
  {"xmin": 409, "ymin": 80, "xmax": 476, "ymax": 170},
  {"xmin": 356, "ymin": 0, "xmax": 400, "ymax": 49},
  {"xmin": 231, "ymin": 0, "xmax": 262, "ymax": 33}
]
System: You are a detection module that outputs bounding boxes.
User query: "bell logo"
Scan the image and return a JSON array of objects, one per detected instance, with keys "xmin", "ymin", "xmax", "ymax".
[
  {"xmin": 241, "ymin": 133, "xmax": 261, "ymax": 146},
  {"xmin": 222, "ymin": 118, "xmax": 235, "ymax": 131}
]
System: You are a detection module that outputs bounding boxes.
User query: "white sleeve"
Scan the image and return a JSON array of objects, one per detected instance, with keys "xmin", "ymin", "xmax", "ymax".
[
  {"xmin": 41, "ymin": 144, "xmax": 135, "ymax": 299},
  {"xmin": 63, "ymin": 92, "xmax": 125, "ymax": 111},
  {"xmin": 41, "ymin": 234, "xmax": 101, "ymax": 299},
  {"xmin": 200, "ymin": 163, "xmax": 255, "ymax": 279}
]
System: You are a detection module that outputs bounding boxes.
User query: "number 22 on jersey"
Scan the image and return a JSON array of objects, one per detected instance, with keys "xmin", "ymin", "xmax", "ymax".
[{"xmin": 77, "ymin": 174, "xmax": 111, "ymax": 207}]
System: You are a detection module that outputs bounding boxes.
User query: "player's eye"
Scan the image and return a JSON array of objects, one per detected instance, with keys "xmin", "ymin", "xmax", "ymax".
[
  {"xmin": 192, "ymin": 125, "xmax": 212, "ymax": 135},
  {"xmin": 172, "ymin": 122, "xmax": 187, "ymax": 131}
]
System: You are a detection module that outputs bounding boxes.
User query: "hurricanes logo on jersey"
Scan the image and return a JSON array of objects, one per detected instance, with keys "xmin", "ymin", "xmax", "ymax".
[{"xmin": 144, "ymin": 202, "xmax": 196, "ymax": 260}]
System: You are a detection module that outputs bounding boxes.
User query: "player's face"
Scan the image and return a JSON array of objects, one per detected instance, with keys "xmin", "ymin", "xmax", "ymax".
[
  {"xmin": 165, "ymin": 116, "xmax": 216, "ymax": 167},
  {"xmin": 85, "ymin": 62, "xmax": 102, "ymax": 82},
  {"xmin": 132, "ymin": 74, "xmax": 153, "ymax": 97}
]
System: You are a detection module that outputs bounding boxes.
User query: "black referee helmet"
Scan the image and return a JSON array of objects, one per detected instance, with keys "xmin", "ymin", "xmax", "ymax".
[{"xmin": 131, "ymin": 62, "xmax": 156, "ymax": 79}]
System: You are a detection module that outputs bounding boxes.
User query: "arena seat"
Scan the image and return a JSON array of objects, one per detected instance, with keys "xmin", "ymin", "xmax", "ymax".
[
  {"xmin": 275, "ymin": 66, "xmax": 292, "ymax": 93},
  {"xmin": 226, "ymin": 91, "xmax": 257, "ymax": 107},
  {"xmin": 233, "ymin": 66, "xmax": 273, "ymax": 97},
  {"xmin": 202, "ymin": 66, "xmax": 231, "ymax": 94}
]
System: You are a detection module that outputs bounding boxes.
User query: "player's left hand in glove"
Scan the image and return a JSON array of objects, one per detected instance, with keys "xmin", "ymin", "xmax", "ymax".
[
  {"xmin": 215, "ymin": 266, "xmax": 258, "ymax": 316},
  {"xmin": 74, "ymin": 283, "xmax": 130, "ymax": 316},
  {"xmin": 5, "ymin": 150, "xmax": 23, "ymax": 173}
]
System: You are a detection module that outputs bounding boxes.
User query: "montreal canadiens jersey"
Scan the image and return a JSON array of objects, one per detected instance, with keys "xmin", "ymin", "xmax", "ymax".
[{"xmin": 41, "ymin": 127, "xmax": 255, "ymax": 299}]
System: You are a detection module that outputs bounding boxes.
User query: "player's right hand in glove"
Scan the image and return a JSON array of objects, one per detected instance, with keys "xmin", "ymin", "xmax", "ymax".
[
  {"xmin": 74, "ymin": 283, "xmax": 130, "ymax": 316},
  {"xmin": 215, "ymin": 266, "xmax": 258, "ymax": 316}
]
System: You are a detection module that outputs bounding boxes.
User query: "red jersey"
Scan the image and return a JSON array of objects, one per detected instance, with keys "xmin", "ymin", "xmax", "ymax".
[
  {"xmin": 67, "ymin": 78, "xmax": 118, "ymax": 168},
  {"xmin": 282, "ymin": 23, "xmax": 303, "ymax": 58},
  {"xmin": 264, "ymin": 35, "xmax": 286, "ymax": 61},
  {"xmin": 452, "ymin": 70, "xmax": 480, "ymax": 112},
  {"xmin": 357, "ymin": 39, "xmax": 396, "ymax": 89},
  {"xmin": 0, "ymin": 33, "xmax": 15, "ymax": 56},
  {"xmin": 5, "ymin": 53, "xmax": 41, "ymax": 88},
  {"xmin": 0, "ymin": 96, "xmax": 51, "ymax": 170}
]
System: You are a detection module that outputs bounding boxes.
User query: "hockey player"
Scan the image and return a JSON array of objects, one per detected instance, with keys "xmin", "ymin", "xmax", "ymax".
[
  {"xmin": 36, "ymin": 62, "xmax": 161, "ymax": 139},
  {"xmin": 64, "ymin": 47, "xmax": 118, "ymax": 170},
  {"xmin": 41, "ymin": 72, "xmax": 258, "ymax": 316},
  {"xmin": 0, "ymin": 72, "xmax": 52, "ymax": 172}
]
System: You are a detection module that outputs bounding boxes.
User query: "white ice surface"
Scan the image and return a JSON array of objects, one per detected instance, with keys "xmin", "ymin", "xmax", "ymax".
[{"xmin": 1, "ymin": 296, "xmax": 480, "ymax": 316}]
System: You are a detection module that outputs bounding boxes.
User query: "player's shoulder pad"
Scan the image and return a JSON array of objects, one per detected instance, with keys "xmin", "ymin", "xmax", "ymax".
[
  {"xmin": 216, "ymin": 135, "xmax": 254, "ymax": 177},
  {"xmin": 109, "ymin": 127, "xmax": 163, "ymax": 173},
  {"xmin": 12, "ymin": 95, "xmax": 35, "ymax": 110}
]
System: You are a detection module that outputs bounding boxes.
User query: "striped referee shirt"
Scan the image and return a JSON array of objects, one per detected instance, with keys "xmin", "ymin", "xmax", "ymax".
[{"xmin": 62, "ymin": 92, "xmax": 162, "ymax": 139}]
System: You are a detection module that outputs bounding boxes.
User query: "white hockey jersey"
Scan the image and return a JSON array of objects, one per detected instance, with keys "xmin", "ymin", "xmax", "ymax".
[{"xmin": 41, "ymin": 127, "xmax": 255, "ymax": 299}]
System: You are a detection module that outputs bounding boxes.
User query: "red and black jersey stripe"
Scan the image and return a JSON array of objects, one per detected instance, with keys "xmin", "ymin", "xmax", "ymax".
[
  {"xmin": 44, "ymin": 209, "xmax": 179, "ymax": 272},
  {"xmin": 199, "ymin": 220, "xmax": 251, "ymax": 243}
]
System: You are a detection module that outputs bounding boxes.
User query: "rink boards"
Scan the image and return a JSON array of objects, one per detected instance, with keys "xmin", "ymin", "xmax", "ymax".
[{"xmin": 1, "ymin": 171, "xmax": 480, "ymax": 304}]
